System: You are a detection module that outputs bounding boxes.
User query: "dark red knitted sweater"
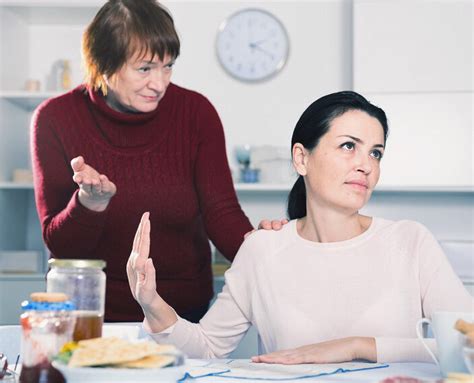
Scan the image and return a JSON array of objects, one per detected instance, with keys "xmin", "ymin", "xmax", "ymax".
[{"xmin": 31, "ymin": 83, "xmax": 252, "ymax": 321}]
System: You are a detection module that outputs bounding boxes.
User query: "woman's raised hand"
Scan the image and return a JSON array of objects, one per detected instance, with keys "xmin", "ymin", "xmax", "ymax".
[
  {"xmin": 126, "ymin": 213, "xmax": 177, "ymax": 332},
  {"xmin": 126, "ymin": 212, "xmax": 159, "ymax": 308},
  {"xmin": 71, "ymin": 156, "xmax": 117, "ymax": 212}
]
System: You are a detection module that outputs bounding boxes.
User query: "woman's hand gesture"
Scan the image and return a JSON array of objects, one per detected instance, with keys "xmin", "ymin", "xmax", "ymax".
[
  {"xmin": 251, "ymin": 337, "xmax": 376, "ymax": 364},
  {"xmin": 71, "ymin": 156, "xmax": 117, "ymax": 212},
  {"xmin": 126, "ymin": 212, "xmax": 159, "ymax": 308},
  {"xmin": 126, "ymin": 212, "xmax": 177, "ymax": 332}
]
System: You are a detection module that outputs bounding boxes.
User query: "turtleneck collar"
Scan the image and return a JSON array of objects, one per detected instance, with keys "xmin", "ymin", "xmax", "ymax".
[{"xmin": 87, "ymin": 85, "xmax": 165, "ymax": 125}]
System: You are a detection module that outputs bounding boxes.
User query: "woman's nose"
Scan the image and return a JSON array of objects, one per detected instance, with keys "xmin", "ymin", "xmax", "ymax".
[
  {"xmin": 355, "ymin": 153, "xmax": 372, "ymax": 174},
  {"xmin": 148, "ymin": 70, "xmax": 167, "ymax": 92}
]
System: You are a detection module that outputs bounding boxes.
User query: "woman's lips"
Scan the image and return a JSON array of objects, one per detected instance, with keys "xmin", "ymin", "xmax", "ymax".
[
  {"xmin": 345, "ymin": 181, "xmax": 368, "ymax": 191},
  {"xmin": 141, "ymin": 95, "xmax": 159, "ymax": 102}
]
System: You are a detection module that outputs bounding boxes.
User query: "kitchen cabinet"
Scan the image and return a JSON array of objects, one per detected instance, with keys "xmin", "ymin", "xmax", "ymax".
[
  {"xmin": 0, "ymin": 274, "xmax": 45, "ymax": 324},
  {"xmin": 353, "ymin": 0, "xmax": 472, "ymax": 93},
  {"xmin": 0, "ymin": 2, "xmax": 105, "ymax": 278},
  {"xmin": 353, "ymin": 0, "xmax": 473, "ymax": 188}
]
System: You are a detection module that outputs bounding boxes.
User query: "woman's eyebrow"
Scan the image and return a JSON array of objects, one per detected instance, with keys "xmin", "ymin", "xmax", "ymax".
[{"xmin": 337, "ymin": 135, "xmax": 384, "ymax": 149}]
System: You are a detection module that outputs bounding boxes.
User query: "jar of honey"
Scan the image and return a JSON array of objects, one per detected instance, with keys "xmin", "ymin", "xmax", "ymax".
[{"xmin": 47, "ymin": 259, "xmax": 106, "ymax": 341}]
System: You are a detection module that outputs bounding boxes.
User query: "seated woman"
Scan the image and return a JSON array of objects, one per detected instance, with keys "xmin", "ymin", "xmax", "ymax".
[{"xmin": 127, "ymin": 91, "xmax": 472, "ymax": 363}]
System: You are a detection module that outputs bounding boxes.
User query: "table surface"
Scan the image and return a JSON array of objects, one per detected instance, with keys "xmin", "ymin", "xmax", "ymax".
[
  {"xmin": 4, "ymin": 359, "xmax": 442, "ymax": 382},
  {"xmin": 185, "ymin": 360, "xmax": 442, "ymax": 382}
]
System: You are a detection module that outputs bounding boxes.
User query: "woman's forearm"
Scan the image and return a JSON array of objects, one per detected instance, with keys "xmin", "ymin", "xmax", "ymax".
[
  {"xmin": 141, "ymin": 296, "xmax": 178, "ymax": 333},
  {"xmin": 353, "ymin": 337, "xmax": 377, "ymax": 362}
]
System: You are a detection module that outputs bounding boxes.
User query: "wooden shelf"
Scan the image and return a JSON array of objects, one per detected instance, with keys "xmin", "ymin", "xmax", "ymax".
[
  {"xmin": 234, "ymin": 183, "xmax": 474, "ymax": 193},
  {"xmin": 0, "ymin": 272, "xmax": 45, "ymax": 280},
  {"xmin": 0, "ymin": 91, "xmax": 60, "ymax": 111},
  {"xmin": 234, "ymin": 183, "xmax": 292, "ymax": 192},
  {"xmin": 0, "ymin": 182, "xmax": 34, "ymax": 189}
]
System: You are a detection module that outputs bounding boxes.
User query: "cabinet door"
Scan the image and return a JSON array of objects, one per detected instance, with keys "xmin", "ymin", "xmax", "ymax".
[
  {"xmin": 369, "ymin": 92, "xmax": 472, "ymax": 188},
  {"xmin": 0, "ymin": 276, "xmax": 46, "ymax": 325},
  {"xmin": 353, "ymin": 0, "xmax": 472, "ymax": 188},
  {"xmin": 353, "ymin": 0, "xmax": 472, "ymax": 93}
]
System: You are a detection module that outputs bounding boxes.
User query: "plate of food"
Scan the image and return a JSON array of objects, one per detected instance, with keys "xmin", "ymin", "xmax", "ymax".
[{"xmin": 52, "ymin": 336, "xmax": 186, "ymax": 382}]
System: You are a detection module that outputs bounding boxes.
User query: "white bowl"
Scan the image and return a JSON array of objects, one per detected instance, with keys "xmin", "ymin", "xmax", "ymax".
[{"xmin": 52, "ymin": 361, "xmax": 186, "ymax": 383}]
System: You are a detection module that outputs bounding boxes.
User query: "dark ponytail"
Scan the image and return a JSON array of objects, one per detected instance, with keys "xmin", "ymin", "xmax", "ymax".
[
  {"xmin": 286, "ymin": 91, "xmax": 389, "ymax": 220},
  {"xmin": 287, "ymin": 176, "xmax": 306, "ymax": 219}
]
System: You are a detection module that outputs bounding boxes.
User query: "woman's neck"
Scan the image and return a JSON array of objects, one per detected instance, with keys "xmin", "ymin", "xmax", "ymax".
[
  {"xmin": 104, "ymin": 90, "xmax": 140, "ymax": 114},
  {"xmin": 297, "ymin": 208, "xmax": 372, "ymax": 243}
]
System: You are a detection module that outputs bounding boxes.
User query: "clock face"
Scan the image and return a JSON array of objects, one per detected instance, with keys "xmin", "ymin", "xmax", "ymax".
[{"xmin": 216, "ymin": 8, "xmax": 289, "ymax": 82}]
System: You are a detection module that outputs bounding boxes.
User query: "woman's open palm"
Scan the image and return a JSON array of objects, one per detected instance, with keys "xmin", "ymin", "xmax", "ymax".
[{"xmin": 126, "ymin": 212, "xmax": 159, "ymax": 308}]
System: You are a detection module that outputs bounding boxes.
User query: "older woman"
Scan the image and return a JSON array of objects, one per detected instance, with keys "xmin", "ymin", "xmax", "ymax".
[
  {"xmin": 31, "ymin": 0, "xmax": 263, "ymax": 323},
  {"xmin": 127, "ymin": 91, "xmax": 472, "ymax": 363}
]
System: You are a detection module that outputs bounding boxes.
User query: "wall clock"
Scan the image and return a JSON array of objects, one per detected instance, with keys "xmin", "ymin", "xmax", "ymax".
[{"xmin": 216, "ymin": 8, "xmax": 290, "ymax": 82}]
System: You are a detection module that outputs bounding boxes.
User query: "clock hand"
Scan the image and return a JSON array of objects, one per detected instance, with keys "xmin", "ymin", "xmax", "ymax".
[
  {"xmin": 250, "ymin": 38, "xmax": 268, "ymax": 47},
  {"xmin": 250, "ymin": 44, "xmax": 274, "ymax": 60}
]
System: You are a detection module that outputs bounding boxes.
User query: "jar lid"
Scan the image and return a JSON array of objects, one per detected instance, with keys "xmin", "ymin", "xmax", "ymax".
[
  {"xmin": 21, "ymin": 300, "xmax": 75, "ymax": 311},
  {"xmin": 22, "ymin": 293, "xmax": 76, "ymax": 311},
  {"xmin": 48, "ymin": 258, "xmax": 106, "ymax": 269}
]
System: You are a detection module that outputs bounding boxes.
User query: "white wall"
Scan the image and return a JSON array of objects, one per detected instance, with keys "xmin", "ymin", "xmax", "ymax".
[{"xmin": 167, "ymin": 1, "xmax": 353, "ymax": 169}]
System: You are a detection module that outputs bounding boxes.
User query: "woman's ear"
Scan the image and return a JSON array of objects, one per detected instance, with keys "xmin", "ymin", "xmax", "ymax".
[{"xmin": 292, "ymin": 143, "xmax": 308, "ymax": 176}]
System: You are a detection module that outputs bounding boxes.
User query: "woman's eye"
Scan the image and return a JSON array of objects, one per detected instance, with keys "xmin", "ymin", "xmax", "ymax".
[
  {"xmin": 341, "ymin": 142, "xmax": 355, "ymax": 151},
  {"xmin": 138, "ymin": 67, "xmax": 151, "ymax": 73},
  {"xmin": 371, "ymin": 150, "xmax": 383, "ymax": 160}
]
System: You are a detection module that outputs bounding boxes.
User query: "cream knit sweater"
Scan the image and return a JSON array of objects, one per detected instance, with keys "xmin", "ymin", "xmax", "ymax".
[{"xmin": 147, "ymin": 218, "xmax": 473, "ymax": 362}]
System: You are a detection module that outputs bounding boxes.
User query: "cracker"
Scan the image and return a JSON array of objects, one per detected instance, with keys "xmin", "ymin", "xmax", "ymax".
[
  {"xmin": 117, "ymin": 354, "xmax": 175, "ymax": 369},
  {"xmin": 68, "ymin": 337, "xmax": 174, "ymax": 368},
  {"xmin": 455, "ymin": 319, "xmax": 474, "ymax": 335},
  {"xmin": 30, "ymin": 292, "xmax": 68, "ymax": 302}
]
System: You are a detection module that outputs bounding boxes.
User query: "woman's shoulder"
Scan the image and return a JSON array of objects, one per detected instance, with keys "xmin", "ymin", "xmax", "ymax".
[
  {"xmin": 33, "ymin": 85, "xmax": 88, "ymax": 120},
  {"xmin": 229, "ymin": 222, "xmax": 297, "ymax": 279},
  {"xmin": 237, "ymin": 221, "xmax": 297, "ymax": 258},
  {"xmin": 373, "ymin": 217, "xmax": 434, "ymax": 245},
  {"xmin": 375, "ymin": 217, "xmax": 430, "ymax": 234},
  {"xmin": 167, "ymin": 83, "xmax": 217, "ymax": 112}
]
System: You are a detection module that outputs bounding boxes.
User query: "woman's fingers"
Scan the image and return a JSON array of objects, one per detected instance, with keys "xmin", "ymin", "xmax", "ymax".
[
  {"xmin": 257, "ymin": 219, "xmax": 272, "ymax": 230},
  {"xmin": 70, "ymin": 156, "xmax": 85, "ymax": 172},
  {"xmin": 257, "ymin": 218, "xmax": 290, "ymax": 231},
  {"xmin": 138, "ymin": 212, "xmax": 151, "ymax": 260},
  {"xmin": 252, "ymin": 347, "xmax": 307, "ymax": 364},
  {"xmin": 99, "ymin": 175, "xmax": 117, "ymax": 195},
  {"xmin": 91, "ymin": 180, "xmax": 102, "ymax": 194},
  {"xmin": 131, "ymin": 213, "xmax": 150, "ymax": 272}
]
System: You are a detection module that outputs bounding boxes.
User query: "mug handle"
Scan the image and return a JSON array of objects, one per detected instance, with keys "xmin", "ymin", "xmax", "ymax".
[{"xmin": 415, "ymin": 318, "xmax": 439, "ymax": 365}]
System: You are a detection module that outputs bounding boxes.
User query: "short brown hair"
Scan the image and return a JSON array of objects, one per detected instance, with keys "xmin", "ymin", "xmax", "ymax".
[{"xmin": 82, "ymin": 0, "xmax": 180, "ymax": 94}]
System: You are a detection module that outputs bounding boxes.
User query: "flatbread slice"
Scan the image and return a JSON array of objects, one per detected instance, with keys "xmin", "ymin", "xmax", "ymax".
[
  {"xmin": 68, "ymin": 338, "xmax": 168, "ymax": 367},
  {"xmin": 116, "ymin": 354, "xmax": 175, "ymax": 369}
]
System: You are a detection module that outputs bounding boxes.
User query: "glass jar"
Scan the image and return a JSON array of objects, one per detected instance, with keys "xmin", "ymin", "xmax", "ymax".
[
  {"xmin": 46, "ymin": 259, "xmax": 106, "ymax": 341},
  {"xmin": 19, "ymin": 292, "xmax": 75, "ymax": 383}
]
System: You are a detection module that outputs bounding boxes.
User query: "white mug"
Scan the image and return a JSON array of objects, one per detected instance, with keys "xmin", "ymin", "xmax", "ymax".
[{"xmin": 416, "ymin": 311, "xmax": 473, "ymax": 377}]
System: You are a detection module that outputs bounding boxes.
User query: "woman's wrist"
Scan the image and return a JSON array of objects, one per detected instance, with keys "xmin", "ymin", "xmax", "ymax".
[
  {"xmin": 352, "ymin": 337, "xmax": 377, "ymax": 362},
  {"xmin": 141, "ymin": 296, "xmax": 178, "ymax": 333}
]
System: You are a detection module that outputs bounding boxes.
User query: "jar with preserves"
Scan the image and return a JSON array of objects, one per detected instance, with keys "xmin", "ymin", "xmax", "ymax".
[
  {"xmin": 19, "ymin": 292, "xmax": 75, "ymax": 383},
  {"xmin": 46, "ymin": 259, "xmax": 106, "ymax": 341}
]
